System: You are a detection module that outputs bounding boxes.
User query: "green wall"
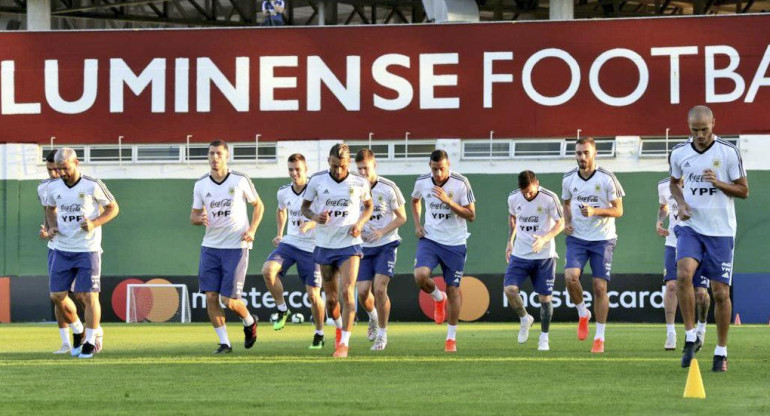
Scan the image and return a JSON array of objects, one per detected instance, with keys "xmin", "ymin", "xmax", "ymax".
[{"xmin": 2, "ymin": 171, "xmax": 768, "ymax": 276}]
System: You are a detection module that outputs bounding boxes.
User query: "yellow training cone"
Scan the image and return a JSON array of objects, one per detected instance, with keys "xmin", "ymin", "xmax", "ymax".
[{"xmin": 683, "ymin": 359, "xmax": 707, "ymax": 399}]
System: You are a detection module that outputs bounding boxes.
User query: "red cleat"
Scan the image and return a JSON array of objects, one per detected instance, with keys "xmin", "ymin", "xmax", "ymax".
[
  {"xmin": 434, "ymin": 293, "xmax": 447, "ymax": 325},
  {"xmin": 591, "ymin": 338, "xmax": 604, "ymax": 353},
  {"xmin": 577, "ymin": 310, "xmax": 592, "ymax": 341},
  {"xmin": 335, "ymin": 328, "xmax": 342, "ymax": 349},
  {"xmin": 333, "ymin": 344, "xmax": 349, "ymax": 358},
  {"xmin": 444, "ymin": 339, "xmax": 457, "ymax": 352}
]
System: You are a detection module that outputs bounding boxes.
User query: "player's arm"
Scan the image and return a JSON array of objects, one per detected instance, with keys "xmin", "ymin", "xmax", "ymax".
[
  {"xmin": 365, "ymin": 204, "xmax": 407, "ymax": 243},
  {"xmin": 190, "ymin": 208, "xmax": 208, "ymax": 226},
  {"xmin": 669, "ymin": 177, "xmax": 691, "ymax": 221},
  {"xmin": 272, "ymin": 0, "xmax": 285, "ymax": 13},
  {"xmin": 273, "ymin": 207, "xmax": 287, "ymax": 246},
  {"xmin": 433, "ymin": 186, "xmax": 475, "ymax": 222},
  {"xmin": 584, "ymin": 198, "xmax": 623, "ymax": 218},
  {"xmin": 656, "ymin": 203, "xmax": 669, "ymax": 237},
  {"xmin": 242, "ymin": 196, "xmax": 264, "ymax": 243},
  {"xmin": 562, "ymin": 199, "xmax": 573, "ymax": 235},
  {"xmin": 704, "ymin": 172, "xmax": 749, "ymax": 199},
  {"xmin": 81, "ymin": 201, "xmax": 119, "ymax": 232},
  {"xmin": 411, "ymin": 197, "xmax": 425, "ymax": 238},
  {"xmin": 45, "ymin": 205, "xmax": 59, "ymax": 236},
  {"xmin": 351, "ymin": 199, "xmax": 374, "ymax": 237},
  {"xmin": 506, "ymin": 214, "xmax": 516, "ymax": 262},
  {"xmin": 39, "ymin": 206, "xmax": 51, "ymax": 240}
]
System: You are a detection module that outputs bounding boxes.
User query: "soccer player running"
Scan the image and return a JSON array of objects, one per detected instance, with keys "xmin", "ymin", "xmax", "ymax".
[
  {"xmin": 505, "ymin": 171, "xmax": 564, "ymax": 351},
  {"xmin": 262, "ymin": 153, "xmax": 327, "ymax": 349},
  {"xmin": 301, "ymin": 144, "xmax": 373, "ymax": 358},
  {"xmin": 191, "ymin": 140, "xmax": 263, "ymax": 354},
  {"xmin": 45, "ymin": 148, "xmax": 119, "ymax": 359},
  {"xmin": 412, "ymin": 150, "xmax": 476, "ymax": 352},
  {"xmin": 562, "ymin": 137, "xmax": 624, "ymax": 353},
  {"xmin": 355, "ymin": 149, "xmax": 407, "ymax": 351},
  {"xmin": 669, "ymin": 106, "xmax": 748, "ymax": 372},
  {"xmin": 657, "ymin": 177, "xmax": 710, "ymax": 351}
]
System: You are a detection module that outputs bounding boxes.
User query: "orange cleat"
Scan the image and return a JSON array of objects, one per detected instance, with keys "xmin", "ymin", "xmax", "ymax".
[
  {"xmin": 444, "ymin": 339, "xmax": 457, "ymax": 352},
  {"xmin": 591, "ymin": 338, "xmax": 604, "ymax": 353},
  {"xmin": 577, "ymin": 310, "xmax": 592, "ymax": 341},
  {"xmin": 333, "ymin": 344, "xmax": 349, "ymax": 358},
  {"xmin": 434, "ymin": 293, "xmax": 447, "ymax": 325},
  {"xmin": 335, "ymin": 328, "xmax": 342, "ymax": 349}
]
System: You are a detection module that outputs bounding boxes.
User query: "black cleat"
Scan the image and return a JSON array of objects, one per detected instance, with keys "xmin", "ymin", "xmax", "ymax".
[
  {"xmin": 681, "ymin": 341, "xmax": 697, "ymax": 368},
  {"xmin": 244, "ymin": 315, "xmax": 258, "ymax": 349},
  {"xmin": 694, "ymin": 335, "xmax": 704, "ymax": 353},
  {"xmin": 309, "ymin": 333, "xmax": 325, "ymax": 349},
  {"xmin": 213, "ymin": 344, "xmax": 233, "ymax": 354},
  {"xmin": 712, "ymin": 355, "xmax": 728, "ymax": 372},
  {"xmin": 78, "ymin": 342, "xmax": 95, "ymax": 359},
  {"xmin": 72, "ymin": 331, "xmax": 85, "ymax": 349},
  {"xmin": 273, "ymin": 309, "xmax": 291, "ymax": 331}
]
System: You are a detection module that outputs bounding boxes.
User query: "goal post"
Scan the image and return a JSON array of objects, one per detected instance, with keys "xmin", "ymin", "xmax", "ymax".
[{"xmin": 126, "ymin": 283, "xmax": 191, "ymax": 323}]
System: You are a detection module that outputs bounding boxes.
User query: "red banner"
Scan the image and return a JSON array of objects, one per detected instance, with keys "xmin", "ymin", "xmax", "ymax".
[{"xmin": 1, "ymin": 15, "xmax": 769, "ymax": 144}]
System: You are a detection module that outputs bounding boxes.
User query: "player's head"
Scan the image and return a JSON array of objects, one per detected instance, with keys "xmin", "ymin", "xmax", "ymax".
[
  {"xmin": 328, "ymin": 143, "xmax": 351, "ymax": 181},
  {"xmin": 355, "ymin": 149, "xmax": 377, "ymax": 181},
  {"xmin": 54, "ymin": 147, "xmax": 80, "ymax": 183},
  {"xmin": 574, "ymin": 137, "xmax": 596, "ymax": 170},
  {"xmin": 208, "ymin": 140, "xmax": 229, "ymax": 171},
  {"xmin": 287, "ymin": 153, "xmax": 307, "ymax": 184},
  {"xmin": 45, "ymin": 149, "xmax": 60, "ymax": 179},
  {"xmin": 429, "ymin": 149, "xmax": 450, "ymax": 183},
  {"xmin": 687, "ymin": 105, "xmax": 715, "ymax": 147},
  {"xmin": 518, "ymin": 170, "xmax": 539, "ymax": 200}
]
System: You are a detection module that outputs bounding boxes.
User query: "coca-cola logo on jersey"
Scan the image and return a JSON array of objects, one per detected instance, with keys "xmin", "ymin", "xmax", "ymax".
[
  {"xmin": 210, "ymin": 198, "xmax": 233, "ymax": 208},
  {"xmin": 429, "ymin": 201, "xmax": 450, "ymax": 210},
  {"xmin": 688, "ymin": 173, "xmax": 707, "ymax": 183},
  {"xmin": 326, "ymin": 199, "xmax": 350, "ymax": 207},
  {"xmin": 519, "ymin": 216, "xmax": 540, "ymax": 223},
  {"xmin": 289, "ymin": 209, "xmax": 303, "ymax": 217},
  {"xmin": 60, "ymin": 203, "xmax": 82, "ymax": 212},
  {"xmin": 575, "ymin": 195, "xmax": 599, "ymax": 203}
]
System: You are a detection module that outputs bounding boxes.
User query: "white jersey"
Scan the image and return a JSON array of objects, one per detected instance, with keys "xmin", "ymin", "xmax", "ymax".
[
  {"xmin": 562, "ymin": 166, "xmax": 625, "ymax": 241},
  {"xmin": 508, "ymin": 187, "xmax": 563, "ymax": 260},
  {"xmin": 277, "ymin": 183, "xmax": 316, "ymax": 253},
  {"xmin": 192, "ymin": 170, "xmax": 259, "ymax": 249},
  {"xmin": 304, "ymin": 171, "xmax": 371, "ymax": 249},
  {"xmin": 412, "ymin": 171, "xmax": 475, "ymax": 246},
  {"xmin": 37, "ymin": 178, "xmax": 56, "ymax": 250},
  {"xmin": 657, "ymin": 178, "xmax": 680, "ymax": 248},
  {"xmin": 669, "ymin": 137, "xmax": 746, "ymax": 237},
  {"xmin": 45, "ymin": 175, "xmax": 115, "ymax": 252},
  {"xmin": 362, "ymin": 176, "xmax": 405, "ymax": 248}
]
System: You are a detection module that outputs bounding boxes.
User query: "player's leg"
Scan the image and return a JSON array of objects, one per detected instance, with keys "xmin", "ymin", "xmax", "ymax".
[
  {"xmin": 663, "ymin": 246, "xmax": 678, "ymax": 350},
  {"xmin": 356, "ymin": 249, "xmax": 377, "ymax": 341},
  {"xmin": 319, "ymin": 262, "xmax": 342, "ymax": 347},
  {"xmin": 297, "ymin": 257, "xmax": 326, "ymax": 349},
  {"xmin": 198, "ymin": 247, "xmax": 232, "ymax": 353},
  {"xmin": 535, "ymin": 258, "xmax": 556, "ymax": 351},
  {"xmin": 49, "ymin": 248, "xmax": 72, "ymax": 353},
  {"xmin": 710, "ymin": 281, "xmax": 730, "ymax": 371},
  {"xmin": 50, "ymin": 291, "xmax": 84, "ymax": 354},
  {"xmin": 587, "ymin": 239, "xmax": 615, "ymax": 353},
  {"xmin": 371, "ymin": 274, "xmax": 391, "ymax": 350},
  {"xmin": 263, "ymin": 244, "xmax": 296, "ymax": 330},
  {"xmin": 335, "ymin": 253, "xmax": 362, "ymax": 357},
  {"xmin": 72, "ymin": 251, "xmax": 102, "ymax": 358},
  {"xmin": 49, "ymin": 250, "xmax": 85, "ymax": 354},
  {"xmin": 221, "ymin": 248, "xmax": 257, "ymax": 349},
  {"xmin": 503, "ymin": 256, "xmax": 534, "ymax": 342},
  {"xmin": 673, "ymin": 226, "xmax": 704, "ymax": 367},
  {"xmin": 695, "ymin": 287, "xmax": 710, "ymax": 342},
  {"xmin": 440, "ymin": 243, "xmax": 467, "ymax": 352},
  {"xmin": 701, "ymin": 235, "xmax": 734, "ymax": 372},
  {"xmin": 414, "ymin": 239, "xmax": 444, "ymax": 324},
  {"xmin": 564, "ymin": 236, "xmax": 590, "ymax": 340}
]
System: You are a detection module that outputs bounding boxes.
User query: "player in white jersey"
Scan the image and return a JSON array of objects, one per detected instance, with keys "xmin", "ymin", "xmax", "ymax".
[
  {"xmin": 261, "ymin": 153, "xmax": 327, "ymax": 349},
  {"xmin": 562, "ymin": 137, "xmax": 624, "ymax": 353},
  {"xmin": 669, "ymin": 106, "xmax": 749, "ymax": 371},
  {"xmin": 412, "ymin": 150, "xmax": 476, "ymax": 352},
  {"xmin": 657, "ymin": 177, "xmax": 710, "ymax": 351},
  {"xmin": 355, "ymin": 149, "xmax": 407, "ymax": 351},
  {"xmin": 45, "ymin": 148, "xmax": 119, "ymax": 359},
  {"xmin": 191, "ymin": 140, "xmax": 263, "ymax": 354},
  {"xmin": 504, "ymin": 171, "xmax": 564, "ymax": 351},
  {"xmin": 301, "ymin": 144, "xmax": 373, "ymax": 358}
]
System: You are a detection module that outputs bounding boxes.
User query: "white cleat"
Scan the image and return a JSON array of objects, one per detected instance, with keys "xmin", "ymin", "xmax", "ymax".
[
  {"xmin": 537, "ymin": 337, "xmax": 550, "ymax": 351},
  {"xmin": 518, "ymin": 315, "xmax": 535, "ymax": 344},
  {"xmin": 664, "ymin": 332, "xmax": 676, "ymax": 351},
  {"xmin": 367, "ymin": 318, "xmax": 378, "ymax": 342},
  {"xmin": 95, "ymin": 327, "xmax": 104, "ymax": 353},
  {"xmin": 53, "ymin": 344, "xmax": 71, "ymax": 354},
  {"xmin": 371, "ymin": 335, "xmax": 388, "ymax": 351}
]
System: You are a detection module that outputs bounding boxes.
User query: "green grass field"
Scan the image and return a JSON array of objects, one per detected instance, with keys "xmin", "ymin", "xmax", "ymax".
[{"xmin": 1, "ymin": 322, "xmax": 768, "ymax": 415}]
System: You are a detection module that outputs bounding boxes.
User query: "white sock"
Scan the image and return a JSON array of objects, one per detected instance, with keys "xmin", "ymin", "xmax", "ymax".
[
  {"xmin": 59, "ymin": 328, "xmax": 71, "ymax": 346},
  {"xmin": 241, "ymin": 314, "xmax": 255, "ymax": 326},
  {"xmin": 85, "ymin": 328, "xmax": 96, "ymax": 345},
  {"xmin": 446, "ymin": 324, "xmax": 458, "ymax": 341},
  {"xmin": 334, "ymin": 317, "xmax": 343, "ymax": 329},
  {"xmin": 666, "ymin": 324, "xmax": 676, "ymax": 335},
  {"xmin": 576, "ymin": 302, "xmax": 589, "ymax": 318},
  {"xmin": 70, "ymin": 320, "xmax": 84, "ymax": 334},
  {"xmin": 430, "ymin": 288, "xmax": 444, "ymax": 302},
  {"xmin": 696, "ymin": 321, "xmax": 707, "ymax": 334},
  {"xmin": 315, "ymin": 329, "xmax": 324, "ymax": 336},
  {"xmin": 340, "ymin": 330, "xmax": 352, "ymax": 346},
  {"xmin": 520, "ymin": 314, "xmax": 531, "ymax": 324},
  {"xmin": 214, "ymin": 325, "xmax": 230, "ymax": 346},
  {"xmin": 714, "ymin": 345, "xmax": 727, "ymax": 357},
  {"xmin": 685, "ymin": 329, "xmax": 697, "ymax": 342},
  {"xmin": 539, "ymin": 332, "xmax": 549, "ymax": 341},
  {"xmin": 594, "ymin": 323, "xmax": 606, "ymax": 341},
  {"xmin": 377, "ymin": 328, "xmax": 387, "ymax": 337},
  {"xmin": 366, "ymin": 308, "xmax": 379, "ymax": 322},
  {"xmin": 277, "ymin": 303, "xmax": 288, "ymax": 312}
]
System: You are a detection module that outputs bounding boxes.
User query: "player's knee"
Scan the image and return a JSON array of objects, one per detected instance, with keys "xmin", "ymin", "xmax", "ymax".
[
  {"xmin": 261, "ymin": 263, "xmax": 274, "ymax": 280},
  {"xmin": 205, "ymin": 292, "xmax": 220, "ymax": 305},
  {"xmin": 445, "ymin": 286, "xmax": 461, "ymax": 300},
  {"xmin": 695, "ymin": 289, "xmax": 710, "ymax": 304},
  {"xmin": 503, "ymin": 286, "xmax": 519, "ymax": 298},
  {"xmin": 539, "ymin": 294, "xmax": 552, "ymax": 304},
  {"xmin": 712, "ymin": 287, "xmax": 730, "ymax": 303},
  {"xmin": 75, "ymin": 293, "xmax": 93, "ymax": 305},
  {"xmin": 374, "ymin": 286, "xmax": 388, "ymax": 300},
  {"xmin": 665, "ymin": 281, "xmax": 677, "ymax": 293},
  {"xmin": 592, "ymin": 280, "xmax": 607, "ymax": 296},
  {"xmin": 49, "ymin": 292, "xmax": 67, "ymax": 303}
]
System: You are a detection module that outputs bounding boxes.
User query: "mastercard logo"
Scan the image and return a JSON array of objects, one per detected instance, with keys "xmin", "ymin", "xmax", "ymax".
[
  {"xmin": 418, "ymin": 276, "xmax": 490, "ymax": 322},
  {"xmin": 112, "ymin": 278, "xmax": 180, "ymax": 322}
]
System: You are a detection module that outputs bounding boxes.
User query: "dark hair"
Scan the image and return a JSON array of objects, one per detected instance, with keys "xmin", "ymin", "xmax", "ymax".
[
  {"xmin": 430, "ymin": 149, "xmax": 448, "ymax": 162},
  {"xmin": 518, "ymin": 170, "xmax": 538, "ymax": 189},
  {"xmin": 355, "ymin": 148, "xmax": 375, "ymax": 162},
  {"xmin": 209, "ymin": 140, "xmax": 229, "ymax": 151},
  {"xmin": 329, "ymin": 143, "xmax": 350, "ymax": 159},
  {"xmin": 45, "ymin": 149, "xmax": 57, "ymax": 163},
  {"xmin": 576, "ymin": 137, "xmax": 596, "ymax": 147},
  {"xmin": 288, "ymin": 153, "xmax": 306, "ymax": 163}
]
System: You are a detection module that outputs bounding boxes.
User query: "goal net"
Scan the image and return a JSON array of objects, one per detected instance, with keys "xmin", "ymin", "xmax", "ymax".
[{"xmin": 126, "ymin": 284, "xmax": 191, "ymax": 323}]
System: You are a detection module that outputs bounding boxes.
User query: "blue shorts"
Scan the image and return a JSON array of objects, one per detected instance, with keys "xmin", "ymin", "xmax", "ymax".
[
  {"xmin": 198, "ymin": 247, "xmax": 249, "ymax": 298},
  {"xmin": 565, "ymin": 236, "xmax": 616, "ymax": 281},
  {"xmin": 358, "ymin": 241, "xmax": 400, "ymax": 281},
  {"xmin": 49, "ymin": 250, "xmax": 102, "ymax": 293},
  {"xmin": 504, "ymin": 256, "xmax": 556, "ymax": 295},
  {"xmin": 664, "ymin": 245, "xmax": 708, "ymax": 288},
  {"xmin": 47, "ymin": 248, "xmax": 54, "ymax": 275},
  {"xmin": 675, "ymin": 226, "xmax": 734, "ymax": 286},
  {"xmin": 266, "ymin": 243, "xmax": 321, "ymax": 287},
  {"xmin": 414, "ymin": 238, "xmax": 467, "ymax": 287},
  {"xmin": 314, "ymin": 245, "xmax": 363, "ymax": 269}
]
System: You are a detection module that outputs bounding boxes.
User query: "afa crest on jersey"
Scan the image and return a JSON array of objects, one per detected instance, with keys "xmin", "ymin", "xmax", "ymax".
[
  {"xmin": 537, "ymin": 206, "xmax": 544, "ymax": 214},
  {"xmin": 349, "ymin": 186, "xmax": 355, "ymax": 196},
  {"xmin": 713, "ymin": 159, "xmax": 721, "ymax": 168},
  {"xmin": 78, "ymin": 192, "xmax": 85, "ymax": 199},
  {"xmin": 594, "ymin": 184, "xmax": 601, "ymax": 192},
  {"xmin": 228, "ymin": 187, "xmax": 235, "ymax": 195},
  {"xmin": 448, "ymin": 191, "xmax": 454, "ymax": 199}
]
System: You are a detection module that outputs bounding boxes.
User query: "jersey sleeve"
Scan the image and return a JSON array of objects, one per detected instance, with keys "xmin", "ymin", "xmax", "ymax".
[
  {"xmin": 725, "ymin": 146, "xmax": 746, "ymax": 182},
  {"xmin": 192, "ymin": 182, "xmax": 204, "ymax": 210},
  {"xmin": 411, "ymin": 180, "xmax": 422, "ymax": 200},
  {"xmin": 303, "ymin": 177, "xmax": 318, "ymax": 202},
  {"xmin": 93, "ymin": 179, "xmax": 115, "ymax": 207},
  {"xmin": 277, "ymin": 189, "xmax": 287, "ymax": 210},
  {"xmin": 460, "ymin": 179, "xmax": 475, "ymax": 205},
  {"xmin": 507, "ymin": 195, "xmax": 516, "ymax": 217},
  {"xmin": 549, "ymin": 194, "xmax": 564, "ymax": 220},
  {"xmin": 37, "ymin": 184, "xmax": 47, "ymax": 206},
  {"xmin": 561, "ymin": 177, "xmax": 572, "ymax": 201},
  {"xmin": 669, "ymin": 150, "xmax": 682, "ymax": 180},
  {"xmin": 606, "ymin": 174, "xmax": 624, "ymax": 201},
  {"xmin": 45, "ymin": 185, "xmax": 56, "ymax": 207},
  {"xmin": 657, "ymin": 183, "xmax": 667, "ymax": 205},
  {"xmin": 390, "ymin": 186, "xmax": 405, "ymax": 210},
  {"xmin": 241, "ymin": 177, "xmax": 259, "ymax": 204},
  {"xmin": 360, "ymin": 180, "xmax": 372, "ymax": 202}
]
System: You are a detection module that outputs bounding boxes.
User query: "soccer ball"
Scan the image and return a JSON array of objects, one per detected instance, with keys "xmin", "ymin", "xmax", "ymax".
[
  {"xmin": 291, "ymin": 313, "xmax": 305, "ymax": 324},
  {"xmin": 269, "ymin": 312, "xmax": 279, "ymax": 323}
]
